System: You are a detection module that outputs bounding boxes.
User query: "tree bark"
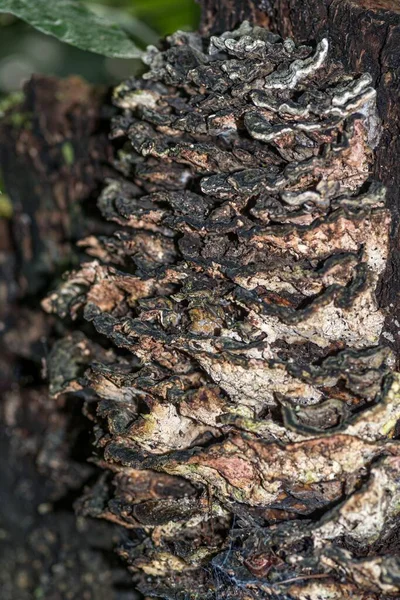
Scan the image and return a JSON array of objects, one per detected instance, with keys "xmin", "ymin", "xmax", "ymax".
[
  {"xmin": 199, "ymin": 0, "xmax": 271, "ymax": 33},
  {"xmin": 2, "ymin": 4, "xmax": 400, "ymax": 600},
  {"xmin": 0, "ymin": 77, "xmax": 132, "ymax": 600},
  {"xmin": 0, "ymin": 75, "xmax": 113, "ymax": 297}
]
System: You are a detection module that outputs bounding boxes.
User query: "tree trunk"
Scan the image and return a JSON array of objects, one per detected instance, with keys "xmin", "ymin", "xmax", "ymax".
[
  {"xmin": 2, "ymin": 3, "xmax": 400, "ymax": 600},
  {"xmin": 199, "ymin": 0, "xmax": 271, "ymax": 33},
  {"xmin": 0, "ymin": 77, "xmax": 134, "ymax": 600},
  {"xmin": 0, "ymin": 75, "xmax": 113, "ymax": 297}
]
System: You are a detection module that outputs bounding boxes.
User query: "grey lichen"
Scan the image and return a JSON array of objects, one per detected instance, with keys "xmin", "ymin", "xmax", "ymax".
[{"xmin": 43, "ymin": 22, "xmax": 400, "ymax": 600}]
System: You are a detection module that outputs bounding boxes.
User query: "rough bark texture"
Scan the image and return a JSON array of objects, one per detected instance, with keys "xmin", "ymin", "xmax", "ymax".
[
  {"xmin": 0, "ymin": 75, "xmax": 114, "ymax": 296},
  {"xmin": 0, "ymin": 77, "xmax": 135, "ymax": 600},
  {"xmin": 199, "ymin": 0, "xmax": 271, "ymax": 33},
  {"xmin": 2, "ymin": 2, "xmax": 400, "ymax": 600},
  {"xmin": 200, "ymin": 0, "xmax": 400, "ymax": 360}
]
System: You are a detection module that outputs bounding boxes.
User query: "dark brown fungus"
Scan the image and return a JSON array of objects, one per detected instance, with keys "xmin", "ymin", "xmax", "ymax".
[{"xmin": 44, "ymin": 22, "xmax": 400, "ymax": 600}]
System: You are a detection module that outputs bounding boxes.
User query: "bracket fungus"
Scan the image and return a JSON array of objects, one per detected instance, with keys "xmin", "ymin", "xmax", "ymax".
[{"xmin": 44, "ymin": 22, "xmax": 400, "ymax": 600}]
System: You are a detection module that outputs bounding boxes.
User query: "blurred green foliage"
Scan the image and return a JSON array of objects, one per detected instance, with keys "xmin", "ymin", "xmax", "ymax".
[
  {"xmin": 0, "ymin": 0, "xmax": 143, "ymax": 58},
  {"xmin": 92, "ymin": 0, "xmax": 200, "ymax": 37},
  {"xmin": 0, "ymin": 0, "xmax": 200, "ymax": 94}
]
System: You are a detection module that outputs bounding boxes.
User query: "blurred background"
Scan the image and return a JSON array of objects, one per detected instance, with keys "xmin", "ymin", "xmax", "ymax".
[{"xmin": 0, "ymin": 0, "xmax": 201, "ymax": 96}]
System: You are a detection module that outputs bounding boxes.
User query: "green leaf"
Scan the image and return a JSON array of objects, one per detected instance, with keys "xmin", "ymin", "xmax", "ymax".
[{"xmin": 0, "ymin": 0, "xmax": 143, "ymax": 58}]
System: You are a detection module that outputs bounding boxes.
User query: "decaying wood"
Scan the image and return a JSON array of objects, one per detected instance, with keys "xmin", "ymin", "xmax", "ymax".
[
  {"xmin": 0, "ymin": 75, "xmax": 113, "ymax": 296},
  {"xmin": 0, "ymin": 77, "xmax": 131, "ymax": 600},
  {"xmin": 42, "ymin": 24, "xmax": 400, "ymax": 599},
  {"xmin": 199, "ymin": 0, "xmax": 271, "ymax": 33},
  {"xmin": 200, "ymin": 0, "xmax": 400, "ymax": 359},
  {"xmin": 2, "ymin": 3, "xmax": 400, "ymax": 600},
  {"xmin": 271, "ymin": 0, "xmax": 400, "ymax": 361}
]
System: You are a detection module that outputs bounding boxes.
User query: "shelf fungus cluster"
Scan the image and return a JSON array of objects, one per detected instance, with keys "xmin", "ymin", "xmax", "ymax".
[{"xmin": 43, "ymin": 23, "xmax": 400, "ymax": 600}]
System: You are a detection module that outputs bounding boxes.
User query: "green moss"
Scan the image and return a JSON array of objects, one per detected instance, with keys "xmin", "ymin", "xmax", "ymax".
[
  {"xmin": 0, "ymin": 193, "xmax": 12, "ymax": 218},
  {"xmin": 7, "ymin": 111, "xmax": 33, "ymax": 129},
  {"xmin": 231, "ymin": 488, "xmax": 247, "ymax": 503},
  {"xmin": 0, "ymin": 91, "xmax": 24, "ymax": 117},
  {"xmin": 304, "ymin": 470, "xmax": 316, "ymax": 484},
  {"xmin": 234, "ymin": 416, "xmax": 260, "ymax": 432},
  {"xmin": 62, "ymin": 141, "xmax": 75, "ymax": 166},
  {"xmin": 381, "ymin": 418, "xmax": 397, "ymax": 436}
]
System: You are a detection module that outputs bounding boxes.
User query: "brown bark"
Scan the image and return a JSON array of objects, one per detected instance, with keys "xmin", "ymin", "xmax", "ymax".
[
  {"xmin": 199, "ymin": 0, "xmax": 271, "ymax": 33},
  {"xmin": 0, "ymin": 77, "xmax": 131, "ymax": 600},
  {"xmin": 0, "ymin": 75, "xmax": 113, "ymax": 297}
]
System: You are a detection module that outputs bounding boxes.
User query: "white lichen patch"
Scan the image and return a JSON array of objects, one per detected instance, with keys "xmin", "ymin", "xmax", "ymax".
[
  {"xmin": 196, "ymin": 353, "xmax": 322, "ymax": 409},
  {"xmin": 314, "ymin": 455, "xmax": 400, "ymax": 548}
]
